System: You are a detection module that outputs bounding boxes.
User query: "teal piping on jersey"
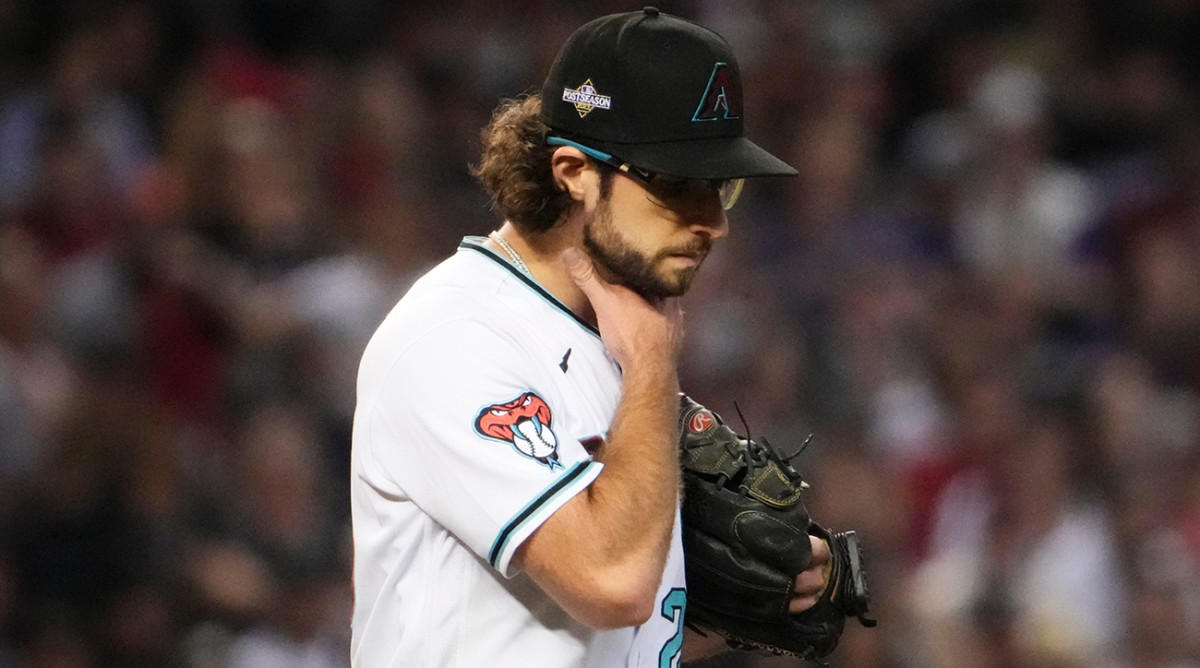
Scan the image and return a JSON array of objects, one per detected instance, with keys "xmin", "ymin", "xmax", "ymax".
[
  {"xmin": 488, "ymin": 457, "xmax": 601, "ymax": 570},
  {"xmin": 460, "ymin": 237, "xmax": 601, "ymax": 338}
]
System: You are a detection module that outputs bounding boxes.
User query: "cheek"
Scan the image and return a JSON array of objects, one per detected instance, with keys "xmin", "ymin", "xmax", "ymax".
[
  {"xmin": 605, "ymin": 178, "xmax": 690, "ymax": 250},
  {"xmin": 612, "ymin": 205, "xmax": 674, "ymax": 246},
  {"xmin": 617, "ymin": 219, "xmax": 673, "ymax": 260}
]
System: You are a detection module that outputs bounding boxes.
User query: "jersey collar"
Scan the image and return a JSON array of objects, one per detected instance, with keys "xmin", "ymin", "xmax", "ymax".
[{"xmin": 459, "ymin": 236, "xmax": 601, "ymax": 338}]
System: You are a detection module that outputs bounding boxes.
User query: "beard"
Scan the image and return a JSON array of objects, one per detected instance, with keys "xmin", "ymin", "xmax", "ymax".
[{"xmin": 580, "ymin": 194, "xmax": 711, "ymax": 302}]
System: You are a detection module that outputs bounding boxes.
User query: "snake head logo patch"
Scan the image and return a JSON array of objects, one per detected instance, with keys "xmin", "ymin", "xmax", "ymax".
[{"xmin": 475, "ymin": 392, "xmax": 562, "ymax": 470}]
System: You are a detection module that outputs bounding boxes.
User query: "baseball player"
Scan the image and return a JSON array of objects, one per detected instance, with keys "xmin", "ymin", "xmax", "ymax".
[{"xmin": 350, "ymin": 8, "xmax": 829, "ymax": 666}]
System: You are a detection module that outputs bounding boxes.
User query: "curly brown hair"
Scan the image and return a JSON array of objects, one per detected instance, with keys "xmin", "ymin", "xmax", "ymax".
[{"xmin": 473, "ymin": 95, "xmax": 611, "ymax": 234}]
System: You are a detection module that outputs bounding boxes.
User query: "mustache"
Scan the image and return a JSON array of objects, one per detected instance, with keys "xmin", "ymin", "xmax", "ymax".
[{"xmin": 658, "ymin": 238, "xmax": 713, "ymax": 259}]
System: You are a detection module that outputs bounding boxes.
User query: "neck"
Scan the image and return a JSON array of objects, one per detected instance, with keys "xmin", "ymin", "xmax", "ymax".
[{"xmin": 487, "ymin": 221, "xmax": 595, "ymax": 325}]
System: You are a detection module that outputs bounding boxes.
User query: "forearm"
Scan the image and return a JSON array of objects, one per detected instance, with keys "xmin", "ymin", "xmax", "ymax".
[
  {"xmin": 516, "ymin": 360, "xmax": 680, "ymax": 627},
  {"xmin": 517, "ymin": 246, "xmax": 686, "ymax": 628},
  {"xmin": 587, "ymin": 359, "xmax": 681, "ymax": 568}
]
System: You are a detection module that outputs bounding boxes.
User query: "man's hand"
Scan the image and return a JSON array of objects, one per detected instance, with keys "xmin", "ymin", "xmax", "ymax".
[
  {"xmin": 515, "ymin": 247, "xmax": 684, "ymax": 630},
  {"xmin": 790, "ymin": 534, "xmax": 832, "ymax": 614},
  {"xmin": 678, "ymin": 394, "xmax": 877, "ymax": 658},
  {"xmin": 684, "ymin": 535, "xmax": 842, "ymax": 661},
  {"xmin": 562, "ymin": 247, "xmax": 682, "ymax": 372}
]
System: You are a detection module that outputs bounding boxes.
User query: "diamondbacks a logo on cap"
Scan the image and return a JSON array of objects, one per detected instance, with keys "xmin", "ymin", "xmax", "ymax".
[
  {"xmin": 692, "ymin": 62, "xmax": 740, "ymax": 122},
  {"xmin": 562, "ymin": 79, "xmax": 611, "ymax": 118}
]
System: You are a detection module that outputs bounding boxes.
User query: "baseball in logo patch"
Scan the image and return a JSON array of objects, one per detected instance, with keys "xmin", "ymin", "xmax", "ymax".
[
  {"xmin": 475, "ymin": 392, "xmax": 562, "ymax": 470},
  {"xmin": 562, "ymin": 79, "xmax": 612, "ymax": 118},
  {"xmin": 689, "ymin": 410, "xmax": 714, "ymax": 434}
]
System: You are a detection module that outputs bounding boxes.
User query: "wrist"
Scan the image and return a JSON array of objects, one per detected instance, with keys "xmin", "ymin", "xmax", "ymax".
[{"xmin": 620, "ymin": 350, "xmax": 679, "ymax": 381}]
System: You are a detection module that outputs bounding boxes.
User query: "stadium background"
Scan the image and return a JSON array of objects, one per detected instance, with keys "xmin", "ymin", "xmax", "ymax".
[{"xmin": 1, "ymin": 0, "xmax": 1199, "ymax": 666}]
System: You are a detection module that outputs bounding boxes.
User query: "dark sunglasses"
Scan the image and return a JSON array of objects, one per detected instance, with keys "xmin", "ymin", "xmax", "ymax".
[{"xmin": 547, "ymin": 136, "xmax": 745, "ymax": 211}]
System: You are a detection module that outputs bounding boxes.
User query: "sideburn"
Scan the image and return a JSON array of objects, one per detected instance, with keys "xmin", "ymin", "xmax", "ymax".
[{"xmin": 581, "ymin": 190, "xmax": 683, "ymax": 303}]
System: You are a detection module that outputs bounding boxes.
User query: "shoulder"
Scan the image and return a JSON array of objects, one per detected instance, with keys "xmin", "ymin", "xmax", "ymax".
[
  {"xmin": 375, "ymin": 248, "xmax": 527, "ymax": 342},
  {"xmin": 356, "ymin": 248, "xmax": 533, "ymax": 395}
]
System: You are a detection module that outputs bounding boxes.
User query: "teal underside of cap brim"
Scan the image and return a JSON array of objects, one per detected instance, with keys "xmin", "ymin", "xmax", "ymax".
[
  {"xmin": 546, "ymin": 136, "xmax": 614, "ymax": 162},
  {"xmin": 547, "ymin": 133, "xmax": 797, "ymax": 180}
]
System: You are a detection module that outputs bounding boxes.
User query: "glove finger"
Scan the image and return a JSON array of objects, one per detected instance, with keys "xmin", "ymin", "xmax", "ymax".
[{"xmin": 732, "ymin": 511, "xmax": 812, "ymax": 574}]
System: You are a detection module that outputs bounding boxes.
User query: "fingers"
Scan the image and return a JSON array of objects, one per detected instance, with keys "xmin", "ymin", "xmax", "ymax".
[
  {"xmin": 810, "ymin": 534, "xmax": 832, "ymax": 569},
  {"xmin": 563, "ymin": 246, "xmax": 622, "ymax": 312},
  {"xmin": 561, "ymin": 246, "xmax": 681, "ymax": 370},
  {"xmin": 562, "ymin": 247, "xmax": 599, "ymax": 293},
  {"xmin": 789, "ymin": 536, "xmax": 833, "ymax": 615},
  {"xmin": 562, "ymin": 247, "xmax": 681, "ymax": 317},
  {"xmin": 789, "ymin": 567, "xmax": 827, "ymax": 613}
]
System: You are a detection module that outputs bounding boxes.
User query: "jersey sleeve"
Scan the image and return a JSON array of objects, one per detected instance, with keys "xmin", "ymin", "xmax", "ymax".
[{"xmin": 359, "ymin": 317, "xmax": 603, "ymax": 576}]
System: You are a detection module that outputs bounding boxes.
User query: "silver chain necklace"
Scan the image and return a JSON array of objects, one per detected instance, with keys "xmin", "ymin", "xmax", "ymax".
[{"xmin": 489, "ymin": 231, "xmax": 531, "ymax": 275}]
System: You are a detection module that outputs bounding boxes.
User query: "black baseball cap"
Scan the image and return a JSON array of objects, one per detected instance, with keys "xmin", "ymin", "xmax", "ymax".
[{"xmin": 541, "ymin": 7, "xmax": 797, "ymax": 180}]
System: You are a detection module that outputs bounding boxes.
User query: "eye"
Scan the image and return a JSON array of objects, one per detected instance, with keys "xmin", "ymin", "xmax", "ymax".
[
  {"xmin": 648, "ymin": 177, "xmax": 727, "ymax": 205},
  {"xmin": 522, "ymin": 395, "xmax": 533, "ymax": 406},
  {"xmin": 491, "ymin": 409, "xmax": 508, "ymax": 416},
  {"xmin": 650, "ymin": 177, "xmax": 692, "ymax": 199}
]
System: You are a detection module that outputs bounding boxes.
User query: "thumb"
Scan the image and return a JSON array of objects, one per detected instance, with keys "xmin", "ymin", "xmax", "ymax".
[{"xmin": 561, "ymin": 247, "xmax": 597, "ymax": 289}]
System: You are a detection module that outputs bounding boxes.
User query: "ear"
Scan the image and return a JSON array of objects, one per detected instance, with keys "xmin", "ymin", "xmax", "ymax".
[{"xmin": 550, "ymin": 146, "xmax": 597, "ymax": 203}]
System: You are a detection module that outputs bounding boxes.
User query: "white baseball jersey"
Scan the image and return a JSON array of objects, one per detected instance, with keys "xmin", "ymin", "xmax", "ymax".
[{"xmin": 350, "ymin": 236, "xmax": 688, "ymax": 668}]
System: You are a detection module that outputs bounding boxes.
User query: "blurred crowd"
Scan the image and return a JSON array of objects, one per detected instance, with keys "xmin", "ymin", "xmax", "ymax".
[{"xmin": 1, "ymin": 1, "xmax": 1199, "ymax": 667}]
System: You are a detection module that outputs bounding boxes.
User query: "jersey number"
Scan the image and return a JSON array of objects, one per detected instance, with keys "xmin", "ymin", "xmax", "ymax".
[{"xmin": 658, "ymin": 588, "xmax": 687, "ymax": 668}]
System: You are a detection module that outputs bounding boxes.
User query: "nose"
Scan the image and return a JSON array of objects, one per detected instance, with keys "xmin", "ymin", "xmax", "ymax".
[{"xmin": 690, "ymin": 208, "xmax": 728, "ymax": 241}]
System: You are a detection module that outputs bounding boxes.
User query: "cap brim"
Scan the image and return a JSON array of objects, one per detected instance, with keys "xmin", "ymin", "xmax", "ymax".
[{"xmin": 598, "ymin": 136, "xmax": 798, "ymax": 180}]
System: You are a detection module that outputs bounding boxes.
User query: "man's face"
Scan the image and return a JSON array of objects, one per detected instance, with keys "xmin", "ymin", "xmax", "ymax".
[{"xmin": 581, "ymin": 170, "xmax": 728, "ymax": 301}]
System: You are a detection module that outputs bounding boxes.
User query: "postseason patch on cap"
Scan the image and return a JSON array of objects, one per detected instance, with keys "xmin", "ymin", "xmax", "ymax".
[{"xmin": 562, "ymin": 79, "xmax": 611, "ymax": 118}]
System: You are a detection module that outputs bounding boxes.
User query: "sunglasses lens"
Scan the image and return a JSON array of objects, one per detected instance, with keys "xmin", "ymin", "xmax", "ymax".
[
  {"xmin": 628, "ymin": 168, "xmax": 745, "ymax": 211},
  {"xmin": 719, "ymin": 179, "xmax": 745, "ymax": 211}
]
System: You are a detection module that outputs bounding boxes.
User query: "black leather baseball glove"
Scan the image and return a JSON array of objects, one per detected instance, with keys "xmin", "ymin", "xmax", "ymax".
[{"xmin": 678, "ymin": 393, "xmax": 876, "ymax": 660}]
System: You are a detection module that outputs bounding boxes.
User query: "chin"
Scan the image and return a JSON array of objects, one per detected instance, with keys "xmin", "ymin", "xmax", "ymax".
[
  {"xmin": 622, "ymin": 274, "xmax": 689, "ymax": 302},
  {"xmin": 656, "ymin": 272, "xmax": 695, "ymax": 298},
  {"xmin": 664, "ymin": 264, "xmax": 699, "ymax": 292}
]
